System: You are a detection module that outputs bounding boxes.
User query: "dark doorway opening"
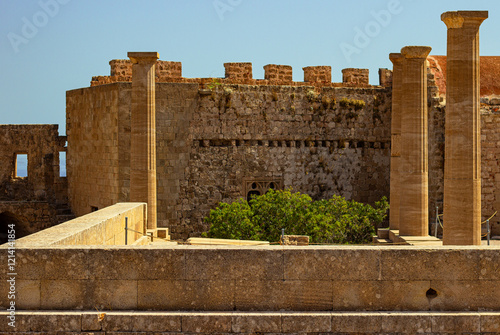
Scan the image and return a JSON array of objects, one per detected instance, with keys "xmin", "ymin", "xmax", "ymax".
[{"xmin": 0, "ymin": 212, "xmax": 28, "ymax": 245}]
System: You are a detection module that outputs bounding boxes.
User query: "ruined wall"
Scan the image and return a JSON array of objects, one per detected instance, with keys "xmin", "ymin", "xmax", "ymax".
[{"xmin": 0, "ymin": 125, "xmax": 68, "ymax": 238}]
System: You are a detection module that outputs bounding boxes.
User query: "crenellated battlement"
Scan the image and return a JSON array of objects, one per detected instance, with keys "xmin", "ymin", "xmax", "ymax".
[
  {"xmin": 90, "ymin": 59, "xmax": 392, "ymax": 88},
  {"xmin": 342, "ymin": 68, "xmax": 370, "ymax": 86}
]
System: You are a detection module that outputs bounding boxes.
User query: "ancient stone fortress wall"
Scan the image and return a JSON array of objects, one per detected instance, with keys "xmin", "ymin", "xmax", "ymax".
[
  {"xmin": 69, "ymin": 61, "xmax": 392, "ymax": 239},
  {"xmin": 0, "ymin": 125, "xmax": 68, "ymax": 239}
]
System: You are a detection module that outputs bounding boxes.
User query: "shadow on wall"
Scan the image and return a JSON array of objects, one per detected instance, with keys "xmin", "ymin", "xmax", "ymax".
[{"xmin": 0, "ymin": 212, "xmax": 28, "ymax": 244}]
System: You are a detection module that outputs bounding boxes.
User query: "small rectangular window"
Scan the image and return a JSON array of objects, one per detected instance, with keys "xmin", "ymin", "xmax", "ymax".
[
  {"xmin": 59, "ymin": 151, "xmax": 67, "ymax": 177},
  {"xmin": 14, "ymin": 153, "xmax": 28, "ymax": 178}
]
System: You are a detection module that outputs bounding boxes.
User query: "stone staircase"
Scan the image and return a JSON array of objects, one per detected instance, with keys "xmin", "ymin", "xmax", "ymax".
[{"xmin": 55, "ymin": 202, "xmax": 75, "ymax": 224}]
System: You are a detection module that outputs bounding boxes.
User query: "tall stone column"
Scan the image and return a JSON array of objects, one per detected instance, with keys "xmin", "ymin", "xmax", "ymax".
[
  {"xmin": 128, "ymin": 52, "xmax": 159, "ymax": 230},
  {"xmin": 389, "ymin": 53, "xmax": 403, "ymax": 231},
  {"xmin": 399, "ymin": 46, "xmax": 431, "ymax": 236},
  {"xmin": 441, "ymin": 11, "xmax": 488, "ymax": 245}
]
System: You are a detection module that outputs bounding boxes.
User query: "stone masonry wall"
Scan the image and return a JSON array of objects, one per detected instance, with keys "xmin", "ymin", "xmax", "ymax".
[
  {"xmin": 173, "ymin": 85, "xmax": 391, "ymax": 238},
  {"xmin": 2, "ymin": 246, "xmax": 500, "ymax": 312},
  {"xmin": 67, "ymin": 80, "xmax": 391, "ymax": 240},
  {"xmin": 0, "ymin": 125, "xmax": 67, "ymax": 237},
  {"xmin": 66, "ymin": 84, "xmax": 123, "ymax": 216}
]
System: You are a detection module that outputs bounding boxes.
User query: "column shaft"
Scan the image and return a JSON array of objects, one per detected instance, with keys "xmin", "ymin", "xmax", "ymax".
[
  {"xmin": 128, "ymin": 52, "xmax": 159, "ymax": 230},
  {"xmin": 399, "ymin": 46, "xmax": 431, "ymax": 236},
  {"xmin": 441, "ymin": 11, "xmax": 487, "ymax": 245},
  {"xmin": 389, "ymin": 53, "xmax": 403, "ymax": 231}
]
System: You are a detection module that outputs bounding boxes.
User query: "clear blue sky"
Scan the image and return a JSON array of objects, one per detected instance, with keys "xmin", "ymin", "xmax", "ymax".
[{"xmin": 1, "ymin": 0, "xmax": 498, "ymax": 134}]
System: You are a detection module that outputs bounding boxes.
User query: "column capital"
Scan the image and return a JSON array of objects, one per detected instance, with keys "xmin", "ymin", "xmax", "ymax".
[
  {"xmin": 127, "ymin": 52, "xmax": 159, "ymax": 64},
  {"xmin": 401, "ymin": 46, "xmax": 432, "ymax": 59},
  {"xmin": 389, "ymin": 53, "xmax": 403, "ymax": 65},
  {"xmin": 441, "ymin": 11, "xmax": 488, "ymax": 29}
]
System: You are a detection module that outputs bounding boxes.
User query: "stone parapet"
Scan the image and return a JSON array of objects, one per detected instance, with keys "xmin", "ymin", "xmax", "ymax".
[
  {"xmin": 264, "ymin": 64, "xmax": 293, "ymax": 82},
  {"xmin": 342, "ymin": 68, "xmax": 369, "ymax": 86},
  {"xmin": 2, "ymin": 246, "xmax": 500, "ymax": 311},
  {"xmin": 303, "ymin": 66, "xmax": 332, "ymax": 83}
]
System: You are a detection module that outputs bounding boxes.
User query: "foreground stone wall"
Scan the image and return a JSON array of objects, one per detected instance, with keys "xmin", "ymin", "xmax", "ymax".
[{"xmin": 1, "ymin": 246, "xmax": 499, "ymax": 311}]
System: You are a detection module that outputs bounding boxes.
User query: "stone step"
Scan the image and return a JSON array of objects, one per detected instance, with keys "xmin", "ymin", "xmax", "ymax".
[
  {"xmin": 0, "ymin": 311, "xmax": 498, "ymax": 334},
  {"xmin": 372, "ymin": 236, "xmax": 392, "ymax": 244},
  {"xmin": 57, "ymin": 214, "xmax": 75, "ymax": 224},
  {"xmin": 377, "ymin": 228, "xmax": 390, "ymax": 239}
]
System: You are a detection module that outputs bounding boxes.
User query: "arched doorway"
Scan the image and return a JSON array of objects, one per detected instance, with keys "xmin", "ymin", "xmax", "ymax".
[{"xmin": 0, "ymin": 212, "xmax": 28, "ymax": 245}]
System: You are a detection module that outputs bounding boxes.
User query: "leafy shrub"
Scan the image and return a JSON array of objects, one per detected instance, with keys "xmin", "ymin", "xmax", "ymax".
[{"xmin": 203, "ymin": 189, "xmax": 388, "ymax": 244}]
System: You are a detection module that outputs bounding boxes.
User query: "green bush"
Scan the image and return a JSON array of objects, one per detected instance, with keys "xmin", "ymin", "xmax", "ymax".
[{"xmin": 203, "ymin": 189, "xmax": 389, "ymax": 244}]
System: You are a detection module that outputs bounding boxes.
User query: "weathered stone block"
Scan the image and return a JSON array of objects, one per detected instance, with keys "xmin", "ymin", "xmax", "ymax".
[
  {"xmin": 429, "ymin": 280, "xmax": 493, "ymax": 310},
  {"xmin": 481, "ymin": 312, "xmax": 500, "ymax": 332},
  {"xmin": 234, "ymin": 279, "xmax": 333, "ymax": 311},
  {"xmin": 182, "ymin": 313, "xmax": 232, "ymax": 333},
  {"xmin": 137, "ymin": 280, "xmax": 234, "ymax": 310},
  {"xmin": 431, "ymin": 313, "xmax": 480, "ymax": 332},
  {"xmin": 185, "ymin": 247, "xmax": 282, "ymax": 280},
  {"xmin": 281, "ymin": 312, "xmax": 331, "ymax": 332},
  {"xmin": 479, "ymin": 248, "xmax": 500, "ymax": 279},
  {"xmin": 17, "ymin": 279, "xmax": 41, "ymax": 309},
  {"xmin": 332, "ymin": 280, "xmax": 430, "ymax": 311},
  {"xmin": 89, "ymin": 280, "xmax": 137, "ymax": 310},
  {"xmin": 40, "ymin": 280, "xmax": 86, "ymax": 309},
  {"xmin": 381, "ymin": 313, "xmax": 432, "ymax": 333},
  {"xmin": 331, "ymin": 312, "xmax": 382, "ymax": 332},
  {"xmin": 284, "ymin": 247, "xmax": 380, "ymax": 280},
  {"xmin": 88, "ymin": 248, "xmax": 184, "ymax": 280},
  {"xmin": 231, "ymin": 313, "xmax": 281, "ymax": 333},
  {"xmin": 2, "ymin": 312, "xmax": 82, "ymax": 332},
  {"xmin": 98, "ymin": 312, "xmax": 182, "ymax": 332},
  {"xmin": 380, "ymin": 248, "xmax": 480, "ymax": 280}
]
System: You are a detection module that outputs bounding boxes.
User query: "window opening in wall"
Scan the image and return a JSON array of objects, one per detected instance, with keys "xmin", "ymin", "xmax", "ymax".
[
  {"xmin": 91, "ymin": 206, "xmax": 98, "ymax": 212},
  {"xmin": 59, "ymin": 151, "xmax": 67, "ymax": 177},
  {"xmin": 14, "ymin": 153, "xmax": 28, "ymax": 178},
  {"xmin": 244, "ymin": 178, "xmax": 284, "ymax": 202}
]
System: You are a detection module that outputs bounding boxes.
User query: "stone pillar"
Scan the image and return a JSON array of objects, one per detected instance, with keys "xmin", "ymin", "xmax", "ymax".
[
  {"xmin": 389, "ymin": 53, "xmax": 403, "ymax": 231},
  {"xmin": 128, "ymin": 52, "xmax": 159, "ymax": 230},
  {"xmin": 399, "ymin": 46, "xmax": 432, "ymax": 236},
  {"xmin": 441, "ymin": 11, "xmax": 488, "ymax": 245}
]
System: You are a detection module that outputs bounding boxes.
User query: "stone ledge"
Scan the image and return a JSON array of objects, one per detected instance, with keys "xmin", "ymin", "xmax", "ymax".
[{"xmin": 0, "ymin": 311, "xmax": 498, "ymax": 333}]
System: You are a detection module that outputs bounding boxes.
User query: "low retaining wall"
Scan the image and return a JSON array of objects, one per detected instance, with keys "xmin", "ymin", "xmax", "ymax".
[
  {"xmin": 1, "ymin": 245, "xmax": 500, "ymax": 311},
  {"xmin": 1, "ymin": 311, "xmax": 500, "ymax": 334},
  {"xmin": 13, "ymin": 202, "xmax": 146, "ymax": 247}
]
